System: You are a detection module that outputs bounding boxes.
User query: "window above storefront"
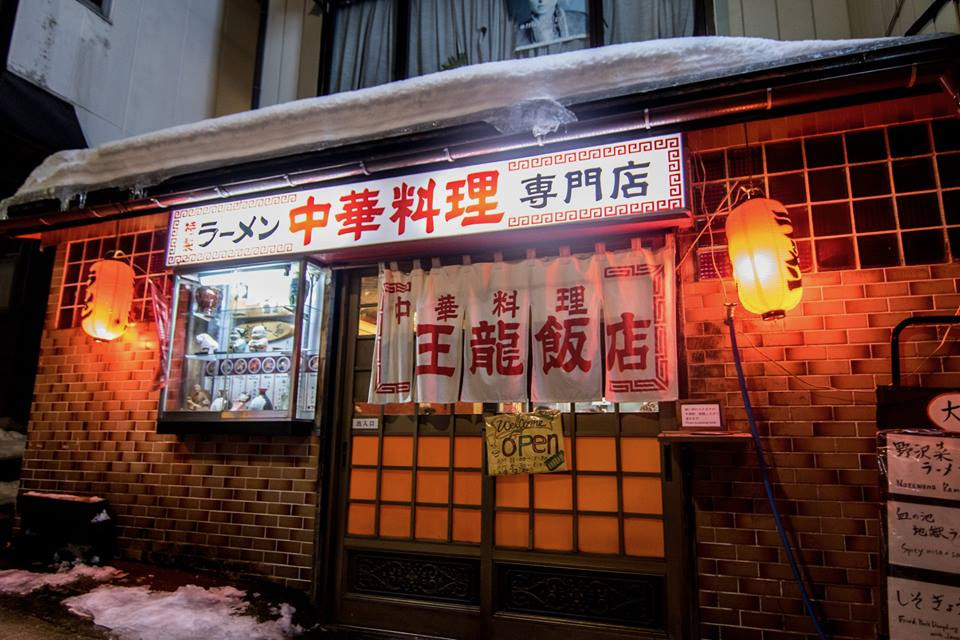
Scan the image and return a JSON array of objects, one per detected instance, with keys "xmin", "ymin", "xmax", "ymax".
[{"xmin": 319, "ymin": 0, "xmax": 702, "ymax": 94}]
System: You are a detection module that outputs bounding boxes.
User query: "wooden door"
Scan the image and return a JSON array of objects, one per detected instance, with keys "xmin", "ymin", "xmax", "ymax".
[{"xmin": 323, "ymin": 265, "xmax": 692, "ymax": 639}]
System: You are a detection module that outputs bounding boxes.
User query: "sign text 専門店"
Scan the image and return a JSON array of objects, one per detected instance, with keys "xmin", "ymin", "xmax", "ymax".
[{"xmin": 166, "ymin": 133, "xmax": 686, "ymax": 266}]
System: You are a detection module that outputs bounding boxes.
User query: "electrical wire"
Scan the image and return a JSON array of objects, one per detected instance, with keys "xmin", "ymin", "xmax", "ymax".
[{"xmin": 726, "ymin": 303, "xmax": 829, "ymax": 640}]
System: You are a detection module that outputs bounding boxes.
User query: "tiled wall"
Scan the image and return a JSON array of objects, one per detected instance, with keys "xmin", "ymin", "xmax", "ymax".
[
  {"xmin": 23, "ymin": 215, "xmax": 319, "ymax": 590},
  {"xmin": 683, "ymin": 93, "xmax": 960, "ymax": 639}
]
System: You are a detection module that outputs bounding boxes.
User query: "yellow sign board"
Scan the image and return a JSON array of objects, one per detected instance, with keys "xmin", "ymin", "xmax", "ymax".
[{"xmin": 483, "ymin": 411, "xmax": 567, "ymax": 476}]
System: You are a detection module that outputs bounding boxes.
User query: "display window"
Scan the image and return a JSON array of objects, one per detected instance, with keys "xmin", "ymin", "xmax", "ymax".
[{"xmin": 158, "ymin": 259, "xmax": 330, "ymax": 433}]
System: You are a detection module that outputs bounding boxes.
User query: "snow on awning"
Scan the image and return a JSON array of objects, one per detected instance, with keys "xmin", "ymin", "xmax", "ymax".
[{"xmin": 0, "ymin": 35, "xmax": 938, "ymax": 218}]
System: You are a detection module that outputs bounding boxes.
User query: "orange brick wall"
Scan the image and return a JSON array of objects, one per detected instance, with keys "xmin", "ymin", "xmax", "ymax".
[
  {"xmin": 23, "ymin": 217, "xmax": 319, "ymax": 590},
  {"xmin": 683, "ymin": 94, "xmax": 960, "ymax": 640}
]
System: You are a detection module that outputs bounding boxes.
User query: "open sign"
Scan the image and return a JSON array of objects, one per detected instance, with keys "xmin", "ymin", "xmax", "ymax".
[{"xmin": 484, "ymin": 411, "xmax": 567, "ymax": 476}]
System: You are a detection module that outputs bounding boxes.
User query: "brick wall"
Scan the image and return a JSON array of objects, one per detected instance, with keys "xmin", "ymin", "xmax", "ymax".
[
  {"xmin": 683, "ymin": 94, "xmax": 960, "ymax": 639},
  {"xmin": 23, "ymin": 216, "xmax": 319, "ymax": 590}
]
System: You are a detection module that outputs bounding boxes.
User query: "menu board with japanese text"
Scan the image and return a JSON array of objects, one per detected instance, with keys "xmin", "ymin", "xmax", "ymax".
[
  {"xmin": 888, "ymin": 576, "xmax": 960, "ymax": 640},
  {"xmin": 884, "ymin": 430, "xmax": 960, "ymax": 640},
  {"xmin": 887, "ymin": 434, "xmax": 960, "ymax": 501}
]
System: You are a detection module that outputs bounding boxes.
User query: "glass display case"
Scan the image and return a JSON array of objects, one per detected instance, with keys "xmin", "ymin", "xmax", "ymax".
[{"xmin": 158, "ymin": 259, "xmax": 331, "ymax": 434}]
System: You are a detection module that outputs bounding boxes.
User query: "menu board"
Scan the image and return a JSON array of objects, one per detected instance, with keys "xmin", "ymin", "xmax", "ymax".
[
  {"xmin": 884, "ymin": 430, "xmax": 960, "ymax": 640},
  {"xmin": 888, "ymin": 576, "xmax": 960, "ymax": 640},
  {"xmin": 887, "ymin": 434, "xmax": 960, "ymax": 500},
  {"xmin": 888, "ymin": 501, "xmax": 960, "ymax": 572}
]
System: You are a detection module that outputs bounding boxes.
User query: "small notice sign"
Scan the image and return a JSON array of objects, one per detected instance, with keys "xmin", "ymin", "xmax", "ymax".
[
  {"xmin": 679, "ymin": 400, "xmax": 723, "ymax": 429},
  {"xmin": 352, "ymin": 417, "xmax": 379, "ymax": 431},
  {"xmin": 888, "ymin": 500, "xmax": 960, "ymax": 572},
  {"xmin": 888, "ymin": 576, "xmax": 960, "ymax": 640},
  {"xmin": 886, "ymin": 434, "xmax": 960, "ymax": 500},
  {"xmin": 928, "ymin": 393, "xmax": 960, "ymax": 432},
  {"xmin": 484, "ymin": 411, "xmax": 567, "ymax": 476}
]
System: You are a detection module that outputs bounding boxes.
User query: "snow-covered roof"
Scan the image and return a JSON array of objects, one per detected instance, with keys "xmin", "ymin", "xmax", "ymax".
[{"xmin": 0, "ymin": 35, "xmax": 940, "ymax": 218}]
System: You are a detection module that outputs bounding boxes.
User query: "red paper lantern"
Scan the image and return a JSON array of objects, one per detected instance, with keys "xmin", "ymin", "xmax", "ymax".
[
  {"xmin": 80, "ymin": 257, "xmax": 135, "ymax": 341},
  {"xmin": 725, "ymin": 198, "xmax": 803, "ymax": 320}
]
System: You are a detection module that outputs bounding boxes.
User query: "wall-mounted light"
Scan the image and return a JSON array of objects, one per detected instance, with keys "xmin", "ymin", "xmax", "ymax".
[
  {"xmin": 725, "ymin": 197, "xmax": 803, "ymax": 320},
  {"xmin": 80, "ymin": 255, "xmax": 135, "ymax": 341}
]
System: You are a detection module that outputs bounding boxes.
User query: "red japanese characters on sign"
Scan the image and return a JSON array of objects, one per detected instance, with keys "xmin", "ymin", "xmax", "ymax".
[
  {"xmin": 166, "ymin": 133, "xmax": 686, "ymax": 267},
  {"xmin": 370, "ymin": 244, "xmax": 677, "ymax": 406}
]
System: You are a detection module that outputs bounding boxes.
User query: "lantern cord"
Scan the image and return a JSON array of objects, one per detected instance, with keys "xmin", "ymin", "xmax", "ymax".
[{"xmin": 725, "ymin": 303, "xmax": 830, "ymax": 640}]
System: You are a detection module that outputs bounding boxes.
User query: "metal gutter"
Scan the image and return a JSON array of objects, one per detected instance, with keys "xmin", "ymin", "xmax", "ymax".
[{"xmin": 1, "ymin": 40, "xmax": 957, "ymax": 235}]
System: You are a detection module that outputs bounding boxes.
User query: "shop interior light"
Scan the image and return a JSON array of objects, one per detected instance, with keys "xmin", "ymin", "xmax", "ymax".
[
  {"xmin": 80, "ymin": 255, "xmax": 135, "ymax": 341},
  {"xmin": 725, "ymin": 197, "xmax": 803, "ymax": 320}
]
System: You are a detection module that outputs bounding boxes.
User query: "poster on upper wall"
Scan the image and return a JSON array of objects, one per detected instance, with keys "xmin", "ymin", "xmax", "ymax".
[
  {"xmin": 886, "ymin": 433, "xmax": 960, "ymax": 500},
  {"xmin": 510, "ymin": 0, "xmax": 588, "ymax": 51},
  {"xmin": 484, "ymin": 411, "xmax": 567, "ymax": 476},
  {"xmin": 888, "ymin": 576, "xmax": 960, "ymax": 640},
  {"xmin": 888, "ymin": 500, "xmax": 960, "ymax": 573}
]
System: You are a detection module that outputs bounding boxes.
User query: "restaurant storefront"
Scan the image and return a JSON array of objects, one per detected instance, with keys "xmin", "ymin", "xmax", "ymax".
[{"xmin": 2, "ymin": 34, "xmax": 959, "ymax": 640}]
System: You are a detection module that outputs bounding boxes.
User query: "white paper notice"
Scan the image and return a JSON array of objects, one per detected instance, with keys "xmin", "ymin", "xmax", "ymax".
[
  {"xmin": 889, "ymin": 501, "xmax": 960, "ymax": 573},
  {"xmin": 887, "ymin": 434, "xmax": 960, "ymax": 500},
  {"xmin": 680, "ymin": 403, "xmax": 722, "ymax": 428},
  {"xmin": 888, "ymin": 576, "xmax": 960, "ymax": 640}
]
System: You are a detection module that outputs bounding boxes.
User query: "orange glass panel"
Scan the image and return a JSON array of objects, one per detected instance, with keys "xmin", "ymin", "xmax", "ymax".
[
  {"xmin": 495, "ymin": 475, "xmax": 529, "ymax": 508},
  {"xmin": 379, "ymin": 504, "xmax": 411, "ymax": 538},
  {"xmin": 351, "ymin": 436, "xmax": 379, "ymax": 466},
  {"xmin": 380, "ymin": 470, "xmax": 412, "ymax": 502},
  {"xmin": 534, "ymin": 513, "xmax": 573, "ymax": 551},
  {"xmin": 575, "ymin": 437, "xmax": 617, "ymax": 471},
  {"xmin": 533, "ymin": 474, "xmax": 572, "ymax": 510},
  {"xmin": 418, "ymin": 437, "xmax": 450, "ymax": 467},
  {"xmin": 454, "ymin": 436, "xmax": 482, "ymax": 468},
  {"xmin": 578, "ymin": 515, "xmax": 619, "ymax": 554},
  {"xmin": 382, "ymin": 435, "xmax": 413, "ymax": 466},
  {"xmin": 347, "ymin": 503, "xmax": 375, "ymax": 536},
  {"xmin": 349, "ymin": 468, "xmax": 377, "ymax": 500},
  {"xmin": 576, "ymin": 475, "xmax": 618, "ymax": 512},
  {"xmin": 415, "ymin": 506, "xmax": 448, "ymax": 541},
  {"xmin": 621, "ymin": 438, "xmax": 661, "ymax": 473},
  {"xmin": 453, "ymin": 472, "xmax": 481, "ymax": 506},
  {"xmin": 416, "ymin": 470, "xmax": 449, "ymax": 504},
  {"xmin": 622, "ymin": 477, "xmax": 663, "ymax": 514},
  {"xmin": 452, "ymin": 508, "xmax": 481, "ymax": 544},
  {"xmin": 624, "ymin": 518, "xmax": 665, "ymax": 557},
  {"xmin": 495, "ymin": 511, "xmax": 529, "ymax": 548}
]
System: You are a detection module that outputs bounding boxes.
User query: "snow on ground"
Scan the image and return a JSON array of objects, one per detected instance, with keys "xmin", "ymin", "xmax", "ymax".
[
  {"xmin": 0, "ymin": 565, "xmax": 125, "ymax": 595},
  {"xmin": 63, "ymin": 584, "xmax": 302, "ymax": 640},
  {"xmin": 0, "ymin": 429, "xmax": 25, "ymax": 460},
  {"xmin": 1, "ymin": 35, "xmax": 938, "ymax": 216}
]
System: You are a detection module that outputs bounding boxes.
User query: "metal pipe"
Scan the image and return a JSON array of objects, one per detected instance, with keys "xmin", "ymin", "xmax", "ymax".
[
  {"xmin": 0, "ymin": 61, "xmax": 947, "ymax": 235},
  {"xmin": 890, "ymin": 315, "xmax": 960, "ymax": 385}
]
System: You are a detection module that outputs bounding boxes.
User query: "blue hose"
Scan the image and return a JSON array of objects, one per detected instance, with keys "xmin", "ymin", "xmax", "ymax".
[{"xmin": 726, "ymin": 307, "xmax": 829, "ymax": 640}]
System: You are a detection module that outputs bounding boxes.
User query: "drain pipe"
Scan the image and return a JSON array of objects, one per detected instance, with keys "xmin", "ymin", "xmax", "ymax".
[
  {"xmin": 726, "ymin": 303, "xmax": 829, "ymax": 640},
  {"xmin": 0, "ymin": 61, "xmax": 944, "ymax": 235}
]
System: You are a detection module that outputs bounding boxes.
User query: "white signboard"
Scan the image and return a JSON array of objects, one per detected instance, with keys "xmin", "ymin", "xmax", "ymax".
[
  {"xmin": 889, "ymin": 501, "xmax": 960, "ymax": 572},
  {"xmin": 166, "ymin": 133, "xmax": 686, "ymax": 266},
  {"xmin": 929, "ymin": 393, "xmax": 960, "ymax": 432},
  {"xmin": 351, "ymin": 417, "xmax": 379, "ymax": 431},
  {"xmin": 680, "ymin": 402, "xmax": 723, "ymax": 428},
  {"xmin": 889, "ymin": 576, "xmax": 960, "ymax": 640},
  {"xmin": 887, "ymin": 434, "xmax": 960, "ymax": 500}
]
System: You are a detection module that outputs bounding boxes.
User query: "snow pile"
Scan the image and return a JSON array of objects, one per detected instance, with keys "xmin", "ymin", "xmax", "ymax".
[
  {"xmin": 0, "ymin": 480, "xmax": 18, "ymax": 506},
  {"xmin": 0, "ymin": 564, "xmax": 126, "ymax": 595},
  {"xmin": 1, "ymin": 35, "xmax": 935, "ymax": 216},
  {"xmin": 0, "ymin": 429, "xmax": 26, "ymax": 459},
  {"xmin": 63, "ymin": 584, "xmax": 302, "ymax": 640}
]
